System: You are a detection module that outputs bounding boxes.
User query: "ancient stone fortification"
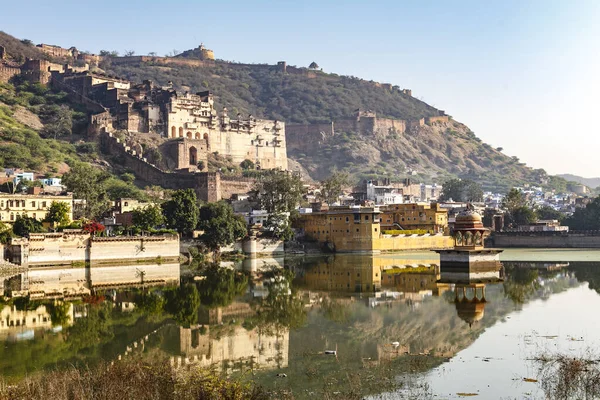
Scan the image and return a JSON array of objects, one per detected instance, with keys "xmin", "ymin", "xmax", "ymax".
[
  {"xmin": 492, "ymin": 232, "xmax": 600, "ymax": 248},
  {"xmin": 5, "ymin": 232, "xmax": 180, "ymax": 267},
  {"xmin": 286, "ymin": 110, "xmax": 449, "ymax": 152},
  {"xmin": 100, "ymin": 132, "xmax": 254, "ymax": 201}
]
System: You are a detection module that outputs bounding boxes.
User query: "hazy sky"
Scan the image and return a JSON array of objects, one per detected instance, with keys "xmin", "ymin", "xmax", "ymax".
[{"xmin": 4, "ymin": 0, "xmax": 600, "ymax": 177}]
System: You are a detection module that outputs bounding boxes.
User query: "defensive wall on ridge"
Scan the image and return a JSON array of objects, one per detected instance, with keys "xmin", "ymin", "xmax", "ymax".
[
  {"xmin": 100, "ymin": 132, "xmax": 254, "ymax": 201},
  {"xmin": 286, "ymin": 114, "xmax": 449, "ymax": 152}
]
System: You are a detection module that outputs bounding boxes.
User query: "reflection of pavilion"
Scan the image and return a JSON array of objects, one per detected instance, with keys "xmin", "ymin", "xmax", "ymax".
[
  {"xmin": 434, "ymin": 210, "xmax": 503, "ymax": 327},
  {"xmin": 454, "ymin": 283, "xmax": 487, "ymax": 327}
]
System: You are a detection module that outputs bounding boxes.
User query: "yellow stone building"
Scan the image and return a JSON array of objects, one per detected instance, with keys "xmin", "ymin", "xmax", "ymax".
[
  {"xmin": 380, "ymin": 203, "xmax": 448, "ymax": 233},
  {"xmin": 0, "ymin": 193, "xmax": 73, "ymax": 224},
  {"xmin": 297, "ymin": 206, "xmax": 452, "ymax": 252}
]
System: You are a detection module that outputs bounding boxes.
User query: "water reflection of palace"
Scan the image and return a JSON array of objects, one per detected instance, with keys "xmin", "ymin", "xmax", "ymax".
[
  {"xmin": 0, "ymin": 262, "xmax": 180, "ymax": 341},
  {"xmin": 168, "ymin": 302, "xmax": 289, "ymax": 374},
  {"xmin": 2, "ymin": 262, "xmax": 180, "ymax": 299}
]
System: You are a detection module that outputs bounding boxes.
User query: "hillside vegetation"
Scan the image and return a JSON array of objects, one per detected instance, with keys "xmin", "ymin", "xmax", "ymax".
[
  {"xmin": 105, "ymin": 57, "xmax": 560, "ymax": 191},
  {"xmin": 0, "ymin": 29, "xmax": 572, "ymax": 192}
]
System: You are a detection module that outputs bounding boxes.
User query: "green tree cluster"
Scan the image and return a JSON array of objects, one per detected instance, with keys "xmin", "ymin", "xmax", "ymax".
[
  {"xmin": 197, "ymin": 201, "xmax": 247, "ymax": 254},
  {"xmin": 319, "ymin": 171, "xmax": 350, "ymax": 205},
  {"xmin": 44, "ymin": 201, "xmax": 71, "ymax": 226},
  {"xmin": 502, "ymin": 188, "xmax": 536, "ymax": 228},
  {"xmin": 439, "ymin": 179, "xmax": 483, "ymax": 202},
  {"xmin": 131, "ymin": 204, "xmax": 165, "ymax": 231},
  {"xmin": 565, "ymin": 196, "xmax": 600, "ymax": 230},
  {"xmin": 161, "ymin": 189, "xmax": 199, "ymax": 236},
  {"xmin": 252, "ymin": 170, "xmax": 303, "ymax": 214}
]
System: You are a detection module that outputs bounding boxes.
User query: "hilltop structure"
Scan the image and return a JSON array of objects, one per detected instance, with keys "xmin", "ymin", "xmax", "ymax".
[{"xmin": 52, "ymin": 71, "xmax": 288, "ymax": 171}]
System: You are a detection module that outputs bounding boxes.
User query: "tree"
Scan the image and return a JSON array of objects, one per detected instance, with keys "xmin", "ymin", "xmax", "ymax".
[
  {"xmin": 439, "ymin": 179, "xmax": 483, "ymax": 202},
  {"xmin": 62, "ymin": 163, "xmax": 111, "ymax": 219},
  {"xmin": 252, "ymin": 170, "xmax": 303, "ymax": 214},
  {"xmin": 13, "ymin": 216, "xmax": 44, "ymax": 237},
  {"xmin": 240, "ymin": 159, "xmax": 255, "ymax": 170},
  {"xmin": 132, "ymin": 204, "xmax": 165, "ymax": 231},
  {"xmin": 502, "ymin": 188, "xmax": 527, "ymax": 213},
  {"xmin": 44, "ymin": 201, "xmax": 71, "ymax": 226},
  {"xmin": 512, "ymin": 206, "xmax": 537, "ymax": 225},
  {"xmin": 502, "ymin": 188, "xmax": 534, "ymax": 228},
  {"xmin": 565, "ymin": 196, "xmax": 600, "ymax": 230},
  {"xmin": 83, "ymin": 221, "xmax": 105, "ymax": 235},
  {"xmin": 264, "ymin": 213, "xmax": 294, "ymax": 241},
  {"xmin": 161, "ymin": 189, "xmax": 199, "ymax": 236},
  {"xmin": 319, "ymin": 171, "xmax": 349, "ymax": 204},
  {"xmin": 124, "ymin": 50, "xmax": 135, "ymax": 57},
  {"xmin": 536, "ymin": 205, "xmax": 563, "ymax": 221},
  {"xmin": 196, "ymin": 264, "xmax": 248, "ymax": 308},
  {"xmin": 197, "ymin": 201, "xmax": 247, "ymax": 254},
  {"xmin": 0, "ymin": 222, "xmax": 13, "ymax": 243},
  {"xmin": 40, "ymin": 105, "xmax": 73, "ymax": 139}
]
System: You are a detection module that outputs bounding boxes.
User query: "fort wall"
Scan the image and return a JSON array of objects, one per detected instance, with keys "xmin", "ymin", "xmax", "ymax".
[
  {"xmin": 0, "ymin": 66, "xmax": 21, "ymax": 83},
  {"xmin": 492, "ymin": 232, "xmax": 600, "ymax": 248},
  {"xmin": 89, "ymin": 235, "xmax": 180, "ymax": 264},
  {"xmin": 100, "ymin": 132, "xmax": 253, "ymax": 202}
]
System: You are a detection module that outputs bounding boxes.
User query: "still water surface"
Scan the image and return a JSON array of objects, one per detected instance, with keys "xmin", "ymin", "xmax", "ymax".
[{"xmin": 2, "ymin": 250, "xmax": 600, "ymax": 399}]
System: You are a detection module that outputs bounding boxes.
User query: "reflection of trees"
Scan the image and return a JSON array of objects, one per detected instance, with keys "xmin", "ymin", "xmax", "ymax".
[
  {"xmin": 46, "ymin": 301, "xmax": 71, "ymax": 327},
  {"xmin": 165, "ymin": 284, "xmax": 200, "ymax": 327},
  {"xmin": 67, "ymin": 303, "xmax": 113, "ymax": 352},
  {"xmin": 248, "ymin": 268, "xmax": 306, "ymax": 333},
  {"xmin": 503, "ymin": 265, "xmax": 540, "ymax": 305},
  {"xmin": 196, "ymin": 264, "xmax": 248, "ymax": 308},
  {"xmin": 570, "ymin": 262, "xmax": 600, "ymax": 294},
  {"xmin": 320, "ymin": 298, "xmax": 350, "ymax": 323}
]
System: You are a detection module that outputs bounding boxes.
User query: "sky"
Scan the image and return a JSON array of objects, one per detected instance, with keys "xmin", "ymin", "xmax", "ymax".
[{"xmin": 3, "ymin": 0, "xmax": 600, "ymax": 177}]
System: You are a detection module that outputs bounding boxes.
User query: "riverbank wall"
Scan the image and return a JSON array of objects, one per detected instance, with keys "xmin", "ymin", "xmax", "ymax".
[
  {"xmin": 4, "ymin": 233, "xmax": 180, "ymax": 267},
  {"xmin": 491, "ymin": 232, "xmax": 600, "ymax": 248}
]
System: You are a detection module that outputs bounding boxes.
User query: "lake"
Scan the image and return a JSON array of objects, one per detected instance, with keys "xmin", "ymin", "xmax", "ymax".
[{"xmin": 2, "ymin": 249, "xmax": 600, "ymax": 399}]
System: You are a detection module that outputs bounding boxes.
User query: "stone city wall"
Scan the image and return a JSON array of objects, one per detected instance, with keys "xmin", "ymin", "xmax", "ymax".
[
  {"xmin": 425, "ymin": 116, "xmax": 449, "ymax": 125},
  {"xmin": 26, "ymin": 232, "xmax": 90, "ymax": 266},
  {"xmin": 100, "ymin": 132, "xmax": 254, "ymax": 201},
  {"xmin": 0, "ymin": 66, "xmax": 21, "ymax": 83},
  {"xmin": 89, "ymin": 235, "xmax": 180, "ymax": 265},
  {"xmin": 7, "ymin": 233, "xmax": 180, "ymax": 267},
  {"xmin": 492, "ymin": 232, "xmax": 600, "ymax": 248}
]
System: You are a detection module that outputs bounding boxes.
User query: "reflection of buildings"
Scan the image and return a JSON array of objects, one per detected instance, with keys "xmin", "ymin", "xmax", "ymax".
[
  {"xmin": 0, "ymin": 303, "xmax": 75, "ymax": 341},
  {"xmin": 171, "ymin": 302, "xmax": 289, "ymax": 373},
  {"xmin": 175, "ymin": 325, "xmax": 289, "ymax": 373},
  {"xmin": 299, "ymin": 256, "xmax": 381, "ymax": 292},
  {"xmin": 2, "ymin": 263, "xmax": 180, "ymax": 299}
]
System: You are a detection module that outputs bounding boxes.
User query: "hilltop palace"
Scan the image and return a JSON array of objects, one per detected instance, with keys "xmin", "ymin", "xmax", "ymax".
[{"xmin": 56, "ymin": 73, "xmax": 288, "ymax": 171}]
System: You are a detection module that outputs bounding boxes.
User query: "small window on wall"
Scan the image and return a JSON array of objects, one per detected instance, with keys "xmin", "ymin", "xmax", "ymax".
[{"xmin": 365, "ymin": 215, "xmax": 369, "ymax": 221}]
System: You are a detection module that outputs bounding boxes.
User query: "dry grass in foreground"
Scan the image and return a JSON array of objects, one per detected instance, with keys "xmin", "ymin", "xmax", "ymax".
[
  {"xmin": 0, "ymin": 359, "xmax": 268, "ymax": 400},
  {"xmin": 536, "ymin": 352, "xmax": 600, "ymax": 400}
]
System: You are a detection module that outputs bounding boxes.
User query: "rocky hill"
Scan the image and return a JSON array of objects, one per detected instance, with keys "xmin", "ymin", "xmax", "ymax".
[
  {"xmin": 0, "ymin": 31, "xmax": 567, "ymax": 192},
  {"xmin": 104, "ymin": 55, "xmax": 554, "ymax": 191},
  {"xmin": 557, "ymin": 174, "xmax": 600, "ymax": 190}
]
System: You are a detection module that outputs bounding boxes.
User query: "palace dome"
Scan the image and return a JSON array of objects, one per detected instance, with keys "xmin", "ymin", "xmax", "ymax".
[{"xmin": 455, "ymin": 210, "xmax": 484, "ymax": 230}]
